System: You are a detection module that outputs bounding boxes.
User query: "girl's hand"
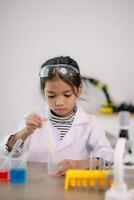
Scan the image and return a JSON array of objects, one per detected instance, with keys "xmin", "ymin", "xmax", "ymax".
[
  {"xmin": 50, "ymin": 158, "xmax": 104, "ymax": 177},
  {"xmin": 25, "ymin": 113, "xmax": 47, "ymax": 135},
  {"xmin": 54, "ymin": 159, "xmax": 87, "ymax": 176},
  {"xmin": 6, "ymin": 113, "xmax": 47, "ymax": 151}
]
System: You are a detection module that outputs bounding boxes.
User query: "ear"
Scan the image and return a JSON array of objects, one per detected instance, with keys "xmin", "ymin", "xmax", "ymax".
[{"xmin": 77, "ymin": 82, "xmax": 83, "ymax": 96}]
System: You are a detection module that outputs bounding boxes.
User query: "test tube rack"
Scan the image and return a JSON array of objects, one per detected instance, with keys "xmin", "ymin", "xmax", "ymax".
[{"xmin": 64, "ymin": 169, "xmax": 113, "ymax": 190}]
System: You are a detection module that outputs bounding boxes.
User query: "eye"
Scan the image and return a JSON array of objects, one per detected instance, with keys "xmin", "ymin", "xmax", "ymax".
[
  {"xmin": 64, "ymin": 94, "xmax": 73, "ymax": 97},
  {"xmin": 47, "ymin": 95, "xmax": 56, "ymax": 99}
]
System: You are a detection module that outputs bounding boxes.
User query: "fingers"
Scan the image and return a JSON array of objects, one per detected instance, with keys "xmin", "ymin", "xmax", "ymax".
[
  {"xmin": 50, "ymin": 160, "xmax": 79, "ymax": 177},
  {"xmin": 58, "ymin": 159, "xmax": 76, "ymax": 171},
  {"xmin": 50, "ymin": 171, "xmax": 65, "ymax": 177},
  {"xmin": 25, "ymin": 113, "xmax": 47, "ymax": 129},
  {"xmin": 53, "ymin": 172, "xmax": 65, "ymax": 176}
]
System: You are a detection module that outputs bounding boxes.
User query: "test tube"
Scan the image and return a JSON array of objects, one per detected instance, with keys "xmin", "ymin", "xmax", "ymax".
[
  {"xmin": 89, "ymin": 153, "xmax": 97, "ymax": 170},
  {"xmin": 98, "ymin": 156, "xmax": 104, "ymax": 170},
  {"xmin": 89, "ymin": 154, "xmax": 104, "ymax": 170}
]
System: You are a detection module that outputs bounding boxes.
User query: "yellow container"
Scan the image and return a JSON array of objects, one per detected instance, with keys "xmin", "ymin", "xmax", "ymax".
[{"xmin": 64, "ymin": 170, "xmax": 113, "ymax": 190}]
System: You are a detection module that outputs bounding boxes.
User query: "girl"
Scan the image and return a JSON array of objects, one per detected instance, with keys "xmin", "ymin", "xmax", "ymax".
[{"xmin": 1, "ymin": 56, "xmax": 113, "ymax": 175}]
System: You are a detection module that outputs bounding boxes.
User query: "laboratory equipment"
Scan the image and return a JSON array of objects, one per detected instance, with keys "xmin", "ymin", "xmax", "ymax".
[
  {"xmin": 10, "ymin": 156, "xmax": 27, "ymax": 183},
  {"xmin": 10, "ymin": 150, "xmax": 30, "ymax": 184},
  {"xmin": 104, "ymin": 138, "xmax": 134, "ymax": 200},
  {"xmin": 0, "ymin": 139, "xmax": 23, "ymax": 170},
  {"xmin": 0, "ymin": 139, "xmax": 23, "ymax": 182},
  {"xmin": 81, "ymin": 76, "xmax": 134, "ymax": 113},
  {"xmin": 118, "ymin": 111, "xmax": 132, "ymax": 154},
  {"xmin": 81, "ymin": 76, "xmax": 116, "ymax": 113},
  {"xmin": 46, "ymin": 137, "xmax": 59, "ymax": 175},
  {"xmin": 0, "ymin": 157, "xmax": 10, "ymax": 182},
  {"xmin": 64, "ymin": 169, "xmax": 112, "ymax": 190}
]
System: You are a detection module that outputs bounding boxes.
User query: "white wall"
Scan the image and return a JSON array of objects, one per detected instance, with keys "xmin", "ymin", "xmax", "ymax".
[{"xmin": 0, "ymin": 0, "xmax": 134, "ymax": 135}]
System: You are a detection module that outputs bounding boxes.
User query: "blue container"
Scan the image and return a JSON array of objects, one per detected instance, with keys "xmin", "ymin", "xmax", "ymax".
[{"xmin": 10, "ymin": 168, "xmax": 27, "ymax": 183}]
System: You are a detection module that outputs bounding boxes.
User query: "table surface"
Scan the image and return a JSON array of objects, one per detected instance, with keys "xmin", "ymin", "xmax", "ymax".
[{"xmin": 0, "ymin": 162, "xmax": 134, "ymax": 200}]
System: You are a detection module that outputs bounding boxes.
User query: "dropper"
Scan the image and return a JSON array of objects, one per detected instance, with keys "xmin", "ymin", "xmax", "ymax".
[
  {"xmin": 46, "ymin": 137, "xmax": 57, "ymax": 162},
  {"xmin": 0, "ymin": 139, "xmax": 23, "ymax": 170}
]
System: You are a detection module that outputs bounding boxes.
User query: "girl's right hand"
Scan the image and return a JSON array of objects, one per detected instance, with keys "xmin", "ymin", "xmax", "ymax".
[
  {"xmin": 6, "ymin": 113, "xmax": 47, "ymax": 151},
  {"xmin": 25, "ymin": 113, "xmax": 47, "ymax": 135}
]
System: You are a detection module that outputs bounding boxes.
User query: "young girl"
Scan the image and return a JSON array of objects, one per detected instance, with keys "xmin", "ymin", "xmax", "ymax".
[{"xmin": 1, "ymin": 56, "xmax": 113, "ymax": 175}]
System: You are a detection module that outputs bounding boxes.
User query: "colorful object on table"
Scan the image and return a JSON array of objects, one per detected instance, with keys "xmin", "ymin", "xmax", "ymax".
[
  {"xmin": 0, "ymin": 170, "xmax": 10, "ymax": 182},
  {"xmin": 9, "ymin": 150, "xmax": 30, "ymax": 184},
  {"xmin": 10, "ymin": 168, "xmax": 27, "ymax": 183},
  {"xmin": 0, "ymin": 157, "xmax": 10, "ymax": 182},
  {"xmin": 64, "ymin": 169, "xmax": 113, "ymax": 190},
  {"xmin": 0, "ymin": 139, "xmax": 23, "ymax": 183}
]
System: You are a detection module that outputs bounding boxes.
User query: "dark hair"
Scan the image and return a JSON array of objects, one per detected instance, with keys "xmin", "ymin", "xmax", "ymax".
[{"xmin": 40, "ymin": 56, "xmax": 82, "ymax": 95}]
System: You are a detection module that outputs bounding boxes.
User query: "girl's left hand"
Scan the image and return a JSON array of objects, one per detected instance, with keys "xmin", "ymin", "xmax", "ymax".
[{"xmin": 54, "ymin": 159, "xmax": 87, "ymax": 176}]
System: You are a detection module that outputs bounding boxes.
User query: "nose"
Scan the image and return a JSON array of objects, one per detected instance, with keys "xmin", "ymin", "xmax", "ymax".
[{"xmin": 55, "ymin": 95, "xmax": 65, "ymax": 106}]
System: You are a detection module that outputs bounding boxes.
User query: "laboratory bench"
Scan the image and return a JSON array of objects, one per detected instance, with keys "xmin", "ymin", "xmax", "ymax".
[{"xmin": 0, "ymin": 162, "xmax": 134, "ymax": 200}]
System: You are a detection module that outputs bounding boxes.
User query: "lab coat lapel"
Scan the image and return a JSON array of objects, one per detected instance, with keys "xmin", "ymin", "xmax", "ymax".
[
  {"xmin": 55, "ymin": 106, "xmax": 90, "ymax": 152},
  {"xmin": 56, "ymin": 125, "xmax": 75, "ymax": 151},
  {"xmin": 45, "ymin": 120, "xmax": 74, "ymax": 152}
]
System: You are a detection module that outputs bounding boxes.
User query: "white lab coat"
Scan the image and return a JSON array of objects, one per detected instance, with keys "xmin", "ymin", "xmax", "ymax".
[{"xmin": 1, "ymin": 106, "xmax": 113, "ymax": 163}]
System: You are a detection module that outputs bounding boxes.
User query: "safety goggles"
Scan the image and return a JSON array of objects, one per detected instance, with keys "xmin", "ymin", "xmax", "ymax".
[{"xmin": 39, "ymin": 64, "xmax": 80, "ymax": 78}]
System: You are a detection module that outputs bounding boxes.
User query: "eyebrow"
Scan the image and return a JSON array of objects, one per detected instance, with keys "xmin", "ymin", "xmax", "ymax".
[{"xmin": 46, "ymin": 90, "xmax": 73, "ymax": 94}]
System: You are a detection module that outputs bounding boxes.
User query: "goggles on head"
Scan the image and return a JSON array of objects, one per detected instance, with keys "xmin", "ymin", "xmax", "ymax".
[{"xmin": 39, "ymin": 64, "xmax": 80, "ymax": 78}]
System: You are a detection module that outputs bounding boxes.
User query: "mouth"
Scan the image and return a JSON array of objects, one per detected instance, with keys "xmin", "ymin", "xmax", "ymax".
[
  {"xmin": 55, "ymin": 108, "xmax": 66, "ymax": 112},
  {"xmin": 53, "ymin": 108, "xmax": 73, "ymax": 117}
]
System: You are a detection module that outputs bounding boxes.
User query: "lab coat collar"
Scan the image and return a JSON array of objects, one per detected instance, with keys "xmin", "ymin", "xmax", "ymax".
[
  {"xmin": 41, "ymin": 104, "xmax": 91, "ymax": 123},
  {"xmin": 73, "ymin": 105, "xmax": 92, "ymax": 125}
]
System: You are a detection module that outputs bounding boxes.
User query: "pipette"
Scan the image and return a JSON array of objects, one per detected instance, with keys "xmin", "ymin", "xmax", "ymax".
[
  {"xmin": 46, "ymin": 137, "xmax": 57, "ymax": 162},
  {"xmin": 0, "ymin": 139, "xmax": 23, "ymax": 170}
]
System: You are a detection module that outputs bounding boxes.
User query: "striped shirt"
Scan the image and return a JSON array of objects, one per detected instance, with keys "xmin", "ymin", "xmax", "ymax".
[{"xmin": 49, "ymin": 108, "xmax": 76, "ymax": 140}]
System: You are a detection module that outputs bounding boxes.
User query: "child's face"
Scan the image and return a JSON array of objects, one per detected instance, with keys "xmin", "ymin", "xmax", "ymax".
[{"xmin": 44, "ymin": 78, "xmax": 81, "ymax": 117}]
